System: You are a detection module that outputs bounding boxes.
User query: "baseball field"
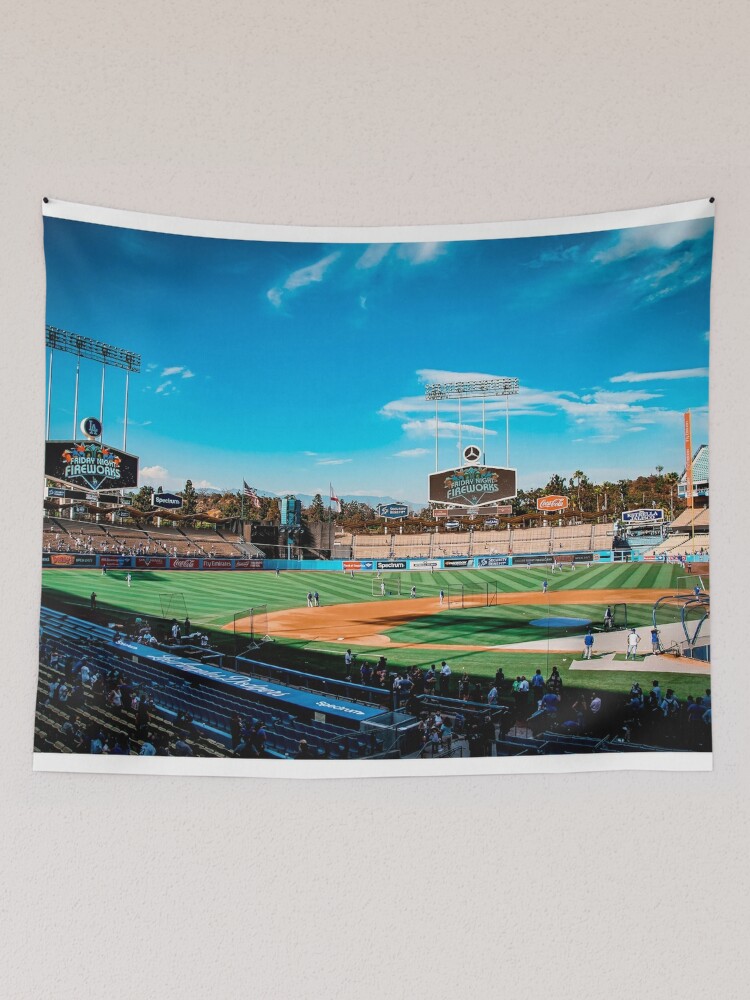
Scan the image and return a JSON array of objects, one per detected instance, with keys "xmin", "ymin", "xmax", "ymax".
[{"xmin": 41, "ymin": 561, "xmax": 710, "ymax": 700}]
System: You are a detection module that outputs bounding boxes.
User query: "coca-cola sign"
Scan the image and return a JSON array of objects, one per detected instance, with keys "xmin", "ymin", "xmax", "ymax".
[
  {"xmin": 170, "ymin": 558, "xmax": 200, "ymax": 570},
  {"xmin": 536, "ymin": 495, "xmax": 569, "ymax": 511}
]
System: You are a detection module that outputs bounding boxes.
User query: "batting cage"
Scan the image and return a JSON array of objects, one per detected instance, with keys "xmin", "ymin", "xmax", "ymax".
[
  {"xmin": 371, "ymin": 575, "xmax": 403, "ymax": 597},
  {"xmin": 159, "ymin": 592, "xmax": 188, "ymax": 621},
  {"xmin": 445, "ymin": 584, "xmax": 499, "ymax": 609},
  {"xmin": 652, "ymin": 593, "xmax": 710, "ymax": 658},
  {"xmin": 232, "ymin": 604, "xmax": 271, "ymax": 653}
]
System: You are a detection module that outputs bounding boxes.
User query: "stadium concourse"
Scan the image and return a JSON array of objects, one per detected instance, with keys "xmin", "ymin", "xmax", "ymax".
[{"xmin": 38, "ymin": 554, "xmax": 712, "ymax": 759}]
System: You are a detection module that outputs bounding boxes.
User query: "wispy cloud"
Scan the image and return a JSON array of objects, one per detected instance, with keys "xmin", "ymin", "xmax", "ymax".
[
  {"xmin": 268, "ymin": 251, "xmax": 341, "ymax": 308},
  {"xmin": 397, "ymin": 242, "xmax": 446, "ymax": 265},
  {"xmin": 316, "ymin": 458, "xmax": 352, "ymax": 466},
  {"xmin": 155, "ymin": 380, "xmax": 175, "ymax": 395},
  {"xmin": 356, "ymin": 244, "xmax": 392, "ymax": 269},
  {"xmin": 402, "ymin": 419, "xmax": 497, "ymax": 439},
  {"xmin": 160, "ymin": 365, "xmax": 195, "ymax": 379},
  {"xmin": 394, "ymin": 448, "xmax": 429, "ymax": 458},
  {"xmin": 610, "ymin": 367, "xmax": 709, "ymax": 384},
  {"xmin": 593, "ymin": 218, "xmax": 713, "ymax": 265},
  {"xmin": 381, "ymin": 368, "xmax": 698, "ymax": 448},
  {"xmin": 303, "ymin": 451, "xmax": 318, "ymax": 457}
]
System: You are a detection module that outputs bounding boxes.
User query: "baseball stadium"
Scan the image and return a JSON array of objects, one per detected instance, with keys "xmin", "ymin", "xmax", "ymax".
[{"xmin": 36, "ymin": 209, "xmax": 713, "ymax": 763}]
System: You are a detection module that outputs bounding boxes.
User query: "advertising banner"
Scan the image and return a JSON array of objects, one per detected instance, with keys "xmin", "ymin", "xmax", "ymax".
[
  {"xmin": 443, "ymin": 557, "xmax": 471, "ymax": 567},
  {"xmin": 202, "ymin": 559, "xmax": 233, "ymax": 570},
  {"xmin": 343, "ymin": 560, "xmax": 362, "ymax": 571},
  {"xmin": 377, "ymin": 502, "xmax": 409, "ymax": 518},
  {"xmin": 170, "ymin": 558, "xmax": 200, "ymax": 570},
  {"xmin": 476, "ymin": 556, "xmax": 509, "ymax": 567},
  {"xmin": 376, "ymin": 560, "xmax": 407, "ymax": 570},
  {"xmin": 234, "ymin": 559, "xmax": 264, "ymax": 570},
  {"xmin": 100, "ymin": 555, "xmax": 134, "ymax": 568},
  {"xmin": 537, "ymin": 495, "xmax": 569, "ymax": 512},
  {"xmin": 515, "ymin": 554, "xmax": 554, "ymax": 565},
  {"xmin": 135, "ymin": 556, "xmax": 168, "ymax": 569},
  {"xmin": 152, "ymin": 491, "xmax": 183, "ymax": 510},
  {"xmin": 621, "ymin": 508, "xmax": 665, "ymax": 525},
  {"xmin": 45, "ymin": 439, "xmax": 139, "ymax": 492},
  {"xmin": 429, "ymin": 465, "xmax": 516, "ymax": 508},
  {"xmin": 409, "ymin": 559, "xmax": 441, "ymax": 569}
]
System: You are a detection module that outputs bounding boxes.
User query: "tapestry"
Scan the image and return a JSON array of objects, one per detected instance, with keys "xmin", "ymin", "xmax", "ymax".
[{"xmin": 35, "ymin": 198, "xmax": 714, "ymax": 775}]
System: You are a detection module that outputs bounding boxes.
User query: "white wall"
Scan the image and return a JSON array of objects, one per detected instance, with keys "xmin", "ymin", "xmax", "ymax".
[{"xmin": 1, "ymin": 2, "xmax": 747, "ymax": 997}]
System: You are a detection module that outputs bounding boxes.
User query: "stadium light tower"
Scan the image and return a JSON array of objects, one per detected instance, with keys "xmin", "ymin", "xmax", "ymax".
[
  {"xmin": 424, "ymin": 376, "xmax": 519, "ymax": 469},
  {"xmin": 45, "ymin": 326, "xmax": 141, "ymax": 448}
]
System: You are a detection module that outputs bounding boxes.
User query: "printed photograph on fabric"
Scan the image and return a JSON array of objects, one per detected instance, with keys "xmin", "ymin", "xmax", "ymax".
[{"xmin": 36, "ymin": 202, "xmax": 712, "ymax": 769}]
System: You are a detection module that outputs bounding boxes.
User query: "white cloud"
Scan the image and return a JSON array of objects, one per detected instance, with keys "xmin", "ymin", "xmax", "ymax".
[
  {"xmin": 356, "ymin": 244, "xmax": 392, "ymax": 269},
  {"xmin": 268, "ymin": 251, "xmax": 341, "ymax": 307},
  {"xmin": 397, "ymin": 242, "xmax": 446, "ymax": 265},
  {"xmin": 161, "ymin": 366, "xmax": 184, "ymax": 376},
  {"xmin": 155, "ymin": 380, "xmax": 174, "ymax": 395},
  {"xmin": 610, "ymin": 368, "xmax": 709, "ymax": 383},
  {"xmin": 181, "ymin": 369, "xmax": 195, "ymax": 379},
  {"xmin": 141, "ymin": 465, "xmax": 169, "ymax": 481},
  {"xmin": 593, "ymin": 218, "xmax": 713, "ymax": 265},
  {"xmin": 303, "ymin": 451, "xmax": 318, "ymax": 456},
  {"xmin": 380, "ymin": 369, "xmax": 701, "ymax": 449},
  {"xmin": 140, "ymin": 465, "xmax": 217, "ymax": 490},
  {"xmin": 316, "ymin": 458, "xmax": 352, "ymax": 466},
  {"xmin": 402, "ymin": 418, "xmax": 497, "ymax": 439},
  {"xmin": 394, "ymin": 448, "xmax": 429, "ymax": 458}
]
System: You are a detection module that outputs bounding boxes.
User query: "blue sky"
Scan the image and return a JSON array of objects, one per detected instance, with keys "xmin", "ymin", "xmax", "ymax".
[{"xmin": 43, "ymin": 214, "xmax": 712, "ymax": 502}]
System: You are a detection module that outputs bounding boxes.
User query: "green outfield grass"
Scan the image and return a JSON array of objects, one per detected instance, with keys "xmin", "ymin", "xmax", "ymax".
[
  {"xmin": 41, "ymin": 560, "xmax": 684, "ymax": 625},
  {"xmin": 40, "ymin": 561, "xmax": 710, "ymax": 701}
]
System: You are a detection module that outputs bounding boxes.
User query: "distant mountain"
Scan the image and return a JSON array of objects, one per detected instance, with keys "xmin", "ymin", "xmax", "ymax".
[
  {"xmin": 190, "ymin": 486, "xmax": 426, "ymax": 509},
  {"xmin": 294, "ymin": 493, "xmax": 424, "ymax": 510}
]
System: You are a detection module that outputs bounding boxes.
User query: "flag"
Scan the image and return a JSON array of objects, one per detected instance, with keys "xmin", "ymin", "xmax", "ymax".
[
  {"xmin": 329, "ymin": 484, "xmax": 341, "ymax": 512},
  {"xmin": 243, "ymin": 480, "xmax": 261, "ymax": 509}
]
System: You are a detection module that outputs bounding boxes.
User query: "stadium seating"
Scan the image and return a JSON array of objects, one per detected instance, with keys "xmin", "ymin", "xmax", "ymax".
[
  {"xmin": 551, "ymin": 523, "xmax": 593, "ymax": 550},
  {"xmin": 669, "ymin": 507, "xmax": 709, "ymax": 530},
  {"xmin": 37, "ymin": 609, "xmax": 381, "ymax": 759},
  {"xmin": 352, "ymin": 536, "xmax": 392, "ymax": 559}
]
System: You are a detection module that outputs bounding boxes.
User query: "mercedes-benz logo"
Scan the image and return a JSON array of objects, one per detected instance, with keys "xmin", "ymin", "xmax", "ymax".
[{"xmin": 463, "ymin": 445, "xmax": 480, "ymax": 463}]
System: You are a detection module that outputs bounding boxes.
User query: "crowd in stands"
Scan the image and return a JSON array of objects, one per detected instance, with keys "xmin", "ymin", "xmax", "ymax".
[
  {"xmin": 43, "ymin": 518, "xmax": 250, "ymax": 558},
  {"xmin": 341, "ymin": 648, "xmax": 711, "ymax": 753},
  {"xmin": 38, "ymin": 634, "xmax": 209, "ymax": 757}
]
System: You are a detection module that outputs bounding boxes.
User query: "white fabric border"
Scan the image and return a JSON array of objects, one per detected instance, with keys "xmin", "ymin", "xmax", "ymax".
[
  {"xmin": 42, "ymin": 197, "xmax": 714, "ymax": 244},
  {"xmin": 33, "ymin": 751, "xmax": 712, "ymax": 778},
  {"xmin": 37, "ymin": 197, "xmax": 715, "ymax": 777}
]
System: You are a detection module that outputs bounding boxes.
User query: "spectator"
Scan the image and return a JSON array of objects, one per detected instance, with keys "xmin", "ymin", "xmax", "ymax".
[
  {"xmin": 439, "ymin": 661, "xmax": 452, "ymax": 696},
  {"xmin": 530, "ymin": 668, "xmax": 545, "ymax": 704},
  {"xmin": 295, "ymin": 739, "xmax": 316, "ymax": 760}
]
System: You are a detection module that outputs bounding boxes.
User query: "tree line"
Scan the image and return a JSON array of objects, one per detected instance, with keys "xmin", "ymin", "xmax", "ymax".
[{"xmin": 126, "ymin": 468, "xmax": 685, "ymax": 530}]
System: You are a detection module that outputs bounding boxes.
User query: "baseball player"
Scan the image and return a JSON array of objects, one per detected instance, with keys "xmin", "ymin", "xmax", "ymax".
[{"xmin": 626, "ymin": 629, "xmax": 641, "ymax": 660}]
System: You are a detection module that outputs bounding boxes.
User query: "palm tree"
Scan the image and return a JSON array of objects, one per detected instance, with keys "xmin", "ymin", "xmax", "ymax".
[{"xmin": 571, "ymin": 470, "xmax": 585, "ymax": 510}]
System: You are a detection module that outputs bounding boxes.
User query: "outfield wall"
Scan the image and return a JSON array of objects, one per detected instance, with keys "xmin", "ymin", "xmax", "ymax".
[{"xmin": 41, "ymin": 550, "xmax": 710, "ymax": 571}]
